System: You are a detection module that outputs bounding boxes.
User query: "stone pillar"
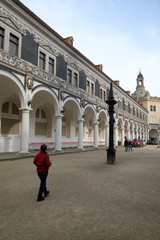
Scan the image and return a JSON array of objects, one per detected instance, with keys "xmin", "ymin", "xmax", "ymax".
[
  {"xmin": 78, "ymin": 119, "xmax": 84, "ymax": 150},
  {"xmin": 55, "ymin": 115, "xmax": 62, "ymax": 152},
  {"xmin": 121, "ymin": 127, "xmax": 124, "ymax": 146},
  {"xmin": 105, "ymin": 124, "xmax": 109, "ymax": 147},
  {"xmin": 19, "ymin": 109, "xmax": 30, "ymax": 154},
  {"xmin": 127, "ymin": 128, "xmax": 130, "ymax": 140},
  {"xmin": 114, "ymin": 126, "xmax": 118, "ymax": 146},
  {"xmin": 94, "ymin": 122, "xmax": 98, "ymax": 149}
]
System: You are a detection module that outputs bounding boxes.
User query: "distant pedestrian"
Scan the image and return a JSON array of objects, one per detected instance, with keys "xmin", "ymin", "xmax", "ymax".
[
  {"xmin": 128, "ymin": 141, "xmax": 133, "ymax": 152},
  {"xmin": 124, "ymin": 137, "xmax": 128, "ymax": 152},
  {"xmin": 33, "ymin": 144, "xmax": 52, "ymax": 202}
]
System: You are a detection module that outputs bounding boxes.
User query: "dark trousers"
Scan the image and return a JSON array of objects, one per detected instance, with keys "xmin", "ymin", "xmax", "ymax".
[{"xmin": 37, "ymin": 171, "xmax": 48, "ymax": 198}]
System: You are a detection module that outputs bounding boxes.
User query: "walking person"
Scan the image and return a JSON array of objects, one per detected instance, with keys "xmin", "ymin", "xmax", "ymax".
[
  {"xmin": 128, "ymin": 140, "xmax": 133, "ymax": 151},
  {"xmin": 124, "ymin": 137, "xmax": 128, "ymax": 152},
  {"xmin": 33, "ymin": 144, "xmax": 52, "ymax": 202}
]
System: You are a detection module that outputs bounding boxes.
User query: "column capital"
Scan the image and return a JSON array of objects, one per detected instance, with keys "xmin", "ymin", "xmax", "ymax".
[
  {"xmin": 54, "ymin": 114, "xmax": 63, "ymax": 119},
  {"xmin": 19, "ymin": 108, "xmax": 31, "ymax": 112}
]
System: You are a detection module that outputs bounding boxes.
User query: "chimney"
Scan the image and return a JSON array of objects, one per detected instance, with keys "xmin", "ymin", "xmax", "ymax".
[
  {"xmin": 113, "ymin": 80, "xmax": 120, "ymax": 86},
  {"xmin": 64, "ymin": 36, "xmax": 74, "ymax": 46},
  {"xmin": 125, "ymin": 91, "xmax": 130, "ymax": 96},
  {"xmin": 95, "ymin": 64, "xmax": 103, "ymax": 71}
]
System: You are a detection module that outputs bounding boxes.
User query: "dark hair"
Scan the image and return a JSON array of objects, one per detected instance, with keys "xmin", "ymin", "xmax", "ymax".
[{"xmin": 40, "ymin": 144, "xmax": 47, "ymax": 152}]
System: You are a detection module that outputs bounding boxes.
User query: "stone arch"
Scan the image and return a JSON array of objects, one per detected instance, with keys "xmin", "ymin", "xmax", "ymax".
[
  {"xmin": 31, "ymin": 86, "xmax": 59, "ymax": 115},
  {"xmin": 117, "ymin": 117, "xmax": 123, "ymax": 145},
  {"xmin": 30, "ymin": 87, "xmax": 59, "ymax": 144},
  {"xmin": 124, "ymin": 119, "xmax": 129, "ymax": 138},
  {"xmin": 149, "ymin": 128, "xmax": 159, "ymax": 144},
  {"xmin": 83, "ymin": 104, "xmax": 96, "ymax": 146},
  {"xmin": 62, "ymin": 98, "xmax": 81, "ymax": 143},
  {"xmin": 0, "ymin": 70, "xmax": 25, "ymax": 107},
  {"xmin": 98, "ymin": 109, "xmax": 107, "ymax": 142},
  {"xmin": 63, "ymin": 97, "xmax": 81, "ymax": 119},
  {"xmin": 0, "ymin": 70, "xmax": 26, "ymax": 152}
]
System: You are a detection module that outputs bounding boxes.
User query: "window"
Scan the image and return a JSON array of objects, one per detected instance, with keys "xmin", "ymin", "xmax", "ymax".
[
  {"xmin": 137, "ymin": 110, "xmax": 139, "ymax": 117},
  {"xmin": 67, "ymin": 67, "xmax": 79, "ymax": 87},
  {"xmin": 128, "ymin": 103, "xmax": 130, "ymax": 113},
  {"xmin": 86, "ymin": 79, "xmax": 95, "ymax": 95},
  {"xmin": 48, "ymin": 57, "xmax": 54, "ymax": 74},
  {"xmin": 100, "ymin": 88, "xmax": 106, "ymax": 101},
  {"xmin": 73, "ymin": 72, "xmax": 78, "ymax": 87},
  {"xmin": 67, "ymin": 69, "xmax": 72, "ymax": 84},
  {"xmin": 1, "ymin": 101, "xmax": 20, "ymax": 135},
  {"xmin": 38, "ymin": 47, "xmax": 56, "ymax": 74},
  {"xmin": 133, "ymin": 107, "xmax": 135, "ymax": 116},
  {"xmin": 35, "ymin": 108, "xmax": 47, "ymax": 136},
  {"xmin": 87, "ymin": 81, "xmax": 90, "ymax": 93},
  {"xmin": 122, "ymin": 99, "xmax": 125, "ymax": 110},
  {"xmin": 150, "ymin": 105, "xmax": 156, "ymax": 112},
  {"xmin": 103, "ymin": 91, "xmax": 106, "ymax": 101},
  {"xmin": 91, "ymin": 83, "xmax": 94, "ymax": 95},
  {"xmin": 0, "ymin": 27, "xmax": 4, "ymax": 49},
  {"xmin": 88, "ymin": 120, "xmax": 93, "ymax": 138},
  {"xmin": 9, "ymin": 34, "xmax": 19, "ymax": 56},
  {"xmin": 39, "ymin": 52, "xmax": 45, "ymax": 70},
  {"xmin": 100, "ymin": 89, "xmax": 103, "ymax": 99}
]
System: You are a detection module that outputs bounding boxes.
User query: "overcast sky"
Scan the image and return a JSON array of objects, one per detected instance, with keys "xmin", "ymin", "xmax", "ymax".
[{"xmin": 21, "ymin": 0, "xmax": 160, "ymax": 97}]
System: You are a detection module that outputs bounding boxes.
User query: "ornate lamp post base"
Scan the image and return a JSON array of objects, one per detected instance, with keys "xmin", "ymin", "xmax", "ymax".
[{"xmin": 107, "ymin": 148, "xmax": 116, "ymax": 165}]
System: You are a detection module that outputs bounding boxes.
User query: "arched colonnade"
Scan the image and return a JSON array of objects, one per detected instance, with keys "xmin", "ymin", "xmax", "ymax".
[{"xmin": 0, "ymin": 71, "xmax": 147, "ymax": 153}]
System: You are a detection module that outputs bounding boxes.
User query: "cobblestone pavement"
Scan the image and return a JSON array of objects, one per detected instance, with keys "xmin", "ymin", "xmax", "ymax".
[{"xmin": 0, "ymin": 145, "xmax": 160, "ymax": 240}]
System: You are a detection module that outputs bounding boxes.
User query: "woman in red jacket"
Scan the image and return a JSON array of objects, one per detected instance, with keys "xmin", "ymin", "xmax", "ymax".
[{"xmin": 33, "ymin": 144, "xmax": 52, "ymax": 201}]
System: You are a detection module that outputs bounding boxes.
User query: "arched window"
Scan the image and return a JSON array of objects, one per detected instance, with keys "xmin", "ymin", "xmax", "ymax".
[
  {"xmin": 99, "ymin": 120, "xmax": 105, "ymax": 139},
  {"xmin": 35, "ymin": 108, "xmax": 47, "ymax": 136},
  {"xmin": 88, "ymin": 119, "xmax": 93, "ymax": 138},
  {"xmin": 1, "ymin": 101, "xmax": 20, "ymax": 135}
]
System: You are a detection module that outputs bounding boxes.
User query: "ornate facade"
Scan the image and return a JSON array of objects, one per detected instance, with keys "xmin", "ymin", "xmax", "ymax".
[
  {"xmin": 0, "ymin": 0, "xmax": 148, "ymax": 153},
  {"xmin": 132, "ymin": 71, "xmax": 160, "ymax": 144}
]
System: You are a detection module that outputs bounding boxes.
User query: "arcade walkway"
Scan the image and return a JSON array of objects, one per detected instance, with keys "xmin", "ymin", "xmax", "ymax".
[{"xmin": 0, "ymin": 145, "xmax": 159, "ymax": 240}]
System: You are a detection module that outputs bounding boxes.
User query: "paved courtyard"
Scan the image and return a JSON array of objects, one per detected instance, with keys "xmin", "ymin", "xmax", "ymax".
[{"xmin": 0, "ymin": 145, "xmax": 160, "ymax": 240}]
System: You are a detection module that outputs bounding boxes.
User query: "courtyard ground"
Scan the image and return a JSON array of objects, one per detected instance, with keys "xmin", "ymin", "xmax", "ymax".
[{"xmin": 0, "ymin": 145, "xmax": 160, "ymax": 240}]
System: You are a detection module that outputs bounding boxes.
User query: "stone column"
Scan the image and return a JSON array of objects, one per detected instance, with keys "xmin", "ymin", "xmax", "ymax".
[
  {"xmin": 114, "ymin": 126, "xmax": 118, "ymax": 146},
  {"xmin": 19, "ymin": 109, "xmax": 30, "ymax": 154},
  {"xmin": 55, "ymin": 115, "xmax": 62, "ymax": 152},
  {"xmin": 94, "ymin": 122, "xmax": 98, "ymax": 149},
  {"xmin": 105, "ymin": 124, "xmax": 109, "ymax": 147},
  {"xmin": 78, "ymin": 119, "xmax": 84, "ymax": 150},
  {"xmin": 121, "ymin": 127, "xmax": 124, "ymax": 146},
  {"xmin": 127, "ymin": 128, "xmax": 130, "ymax": 140}
]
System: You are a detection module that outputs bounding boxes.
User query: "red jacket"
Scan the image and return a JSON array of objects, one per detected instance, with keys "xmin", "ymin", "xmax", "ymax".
[{"xmin": 33, "ymin": 151, "xmax": 52, "ymax": 172}]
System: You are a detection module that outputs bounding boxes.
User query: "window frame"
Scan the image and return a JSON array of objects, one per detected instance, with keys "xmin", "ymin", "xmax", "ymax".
[
  {"xmin": 86, "ymin": 78, "xmax": 95, "ymax": 95},
  {"xmin": 1, "ymin": 100, "xmax": 20, "ymax": 136},
  {"xmin": 67, "ymin": 66, "xmax": 79, "ymax": 87},
  {"xmin": 100, "ymin": 87, "xmax": 106, "ymax": 101},
  {"xmin": 9, "ymin": 33, "xmax": 19, "ymax": 56},
  {"xmin": 0, "ymin": 27, "xmax": 4, "ymax": 49},
  {"xmin": 0, "ymin": 22, "xmax": 22, "ymax": 57},
  {"xmin": 38, "ymin": 46, "xmax": 56, "ymax": 75}
]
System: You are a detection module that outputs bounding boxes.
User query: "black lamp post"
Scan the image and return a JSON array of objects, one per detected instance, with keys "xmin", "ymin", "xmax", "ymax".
[{"xmin": 105, "ymin": 82, "xmax": 117, "ymax": 164}]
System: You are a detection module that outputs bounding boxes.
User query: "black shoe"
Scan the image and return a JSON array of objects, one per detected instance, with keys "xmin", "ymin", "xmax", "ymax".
[
  {"xmin": 37, "ymin": 197, "xmax": 45, "ymax": 202},
  {"xmin": 44, "ymin": 191, "xmax": 49, "ymax": 197}
]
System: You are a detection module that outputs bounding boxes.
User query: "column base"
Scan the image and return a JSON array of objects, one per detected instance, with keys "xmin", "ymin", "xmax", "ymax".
[
  {"xmin": 17, "ymin": 151, "xmax": 30, "ymax": 156},
  {"xmin": 78, "ymin": 148, "xmax": 85, "ymax": 151},
  {"xmin": 94, "ymin": 147, "xmax": 99, "ymax": 150},
  {"xmin": 53, "ymin": 149, "xmax": 63, "ymax": 153}
]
